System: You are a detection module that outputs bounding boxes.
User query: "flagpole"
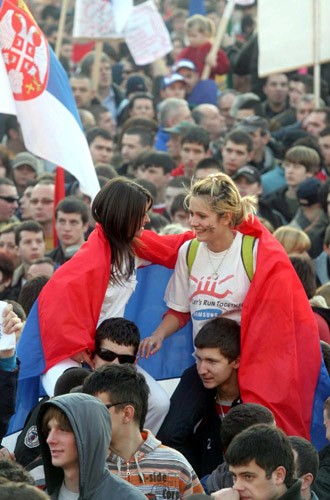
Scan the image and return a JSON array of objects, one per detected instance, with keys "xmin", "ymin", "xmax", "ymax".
[
  {"xmin": 313, "ymin": 0, "xmax": 321, "ymax": 107},
  {"xmin": 201, "ymin": 0, "xmax": 235, "ymax": 80},
  {"xmin": 55, "ymin": 0, "xmax": 70, "ymax": 58},
  {"xmin": 91, "ymin": 41, "xmax": 104, "ymax": 94}
]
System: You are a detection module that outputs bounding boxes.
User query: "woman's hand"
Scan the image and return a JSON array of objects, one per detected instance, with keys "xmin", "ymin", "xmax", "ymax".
[
  {"xmin": 71, "ymin": 349, "xmax": 94, "ymax": 369},
  {"xmin": 3, "ymin": 303, "xmax": 24, "ymax": 343},
  {"xmin": 139, "ymin": 334, "xmax": 164, "ymax": 359}
]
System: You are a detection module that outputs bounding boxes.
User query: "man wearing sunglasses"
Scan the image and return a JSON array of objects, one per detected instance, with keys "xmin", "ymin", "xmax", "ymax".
[
  {"xmin": 93, "ymin": 317, "xmax": 170, "ymax": 435},
  {"xmin": 0, "ymin": 178, "xmax": 19, "ymax": 231}
]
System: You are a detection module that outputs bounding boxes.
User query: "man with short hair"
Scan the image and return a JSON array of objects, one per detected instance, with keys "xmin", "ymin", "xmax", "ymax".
[
  {"xmin": 218, "ymin": 90, "xmax": 239, "ymax": 131},
  {"xmin": 12, "ymin": 152, "xmax": 39, "ymax": 196},
  {"xmin": 0, "ymin": 178, "xmax": 19, "ymax": 231},
  {"xmin": 27, "ymin": 257, "xmax": 55, "ymax": 280},
  {"xmin": 86, "ymin": 127, "xmax": 114, "ymax": 165},
  {"xmin": 158, "ymin": 317, "xmax": 241, "ymax": 478},
  {"xmin": 192, "ymin": 104, "xmax": 226, "ymax": 142},
  {"xmin": 155, "ymin": 97, "xmax": 192, "ymax": 152},
  {"xmin": 221, "ymin": 130, "xmax": 254, "ymax": 177},
  {"xmin": 10, "ymin": 221, "xmax": 45, "ymax": 297},
  {"xmin": 48, "ymin": 196, "xmax": 89, "ymax": 265},
  {"xmin": 289, "ymin": 436, "xmax": 320, "ymax": 500},
  {"xmin": 69, "ymin": 73, "xmax": 96, "ymax": 109},
  {"xmin": 139, "ymin": 152, "xmax": 175, "ymax": 213},
  {"xmin": 192, "ymin": 158, "xmax": 221, "ymax": 182},
  {"xmin": 119, "ymin": 126, "xmax": 153, "ymax": 176},
  {"xmin": 90, "ymin": 104, "xmax": 116, "ymax": 136},
  {"xmin": 128, "ymin": 92, "xmax": 156, "ymax": 121},
  {"xmin": 82, "ymin": 364, "xmax": 204, "ymax": 498},
  {"xmin": 29, "ymin": 180, "xmax": 55, "ymax": 251},
  {"xmin": 319, "ymin": 128, "xmax": 330, "ymax": 173},
  {"xmin": 304, "ymin": 108, "xmax": 330, "ymax": 138},
  {"xmin": 0, "ymin": 223, "xmax": 21, "ymax": 268},
  {"xmin": 212, "ymin": 424, "xmax": 303, "ymax": 499},
  {"xmin": 238, "ymin": 116, "xmax": 277, "ymax": 174},
  {"xmin": 164, "ymin": 176, "xmax": 191, "ymax": 216},
  {"xmin": 36, "ymin": 393, "xmax": 146, "ymax": 499},
  {"xmin": 261, "ymin": 73, "xmax": 290, "ymax": 119},
  {"xmin": 171, "ymin": 126, "xmax": 210, "ymax": 178}
]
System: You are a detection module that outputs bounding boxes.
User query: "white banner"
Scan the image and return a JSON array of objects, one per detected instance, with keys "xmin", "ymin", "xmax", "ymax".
[
  {"xmin": 258, "ymin": 0, "xmax": 330, "ymax": 77},
  {"xmin": 124, "ymin": 0, "xmax": 172, "ymax": 65},
  {"xmin": 73, "ymin": 0, "xmax": 133, "ymax": 39}
]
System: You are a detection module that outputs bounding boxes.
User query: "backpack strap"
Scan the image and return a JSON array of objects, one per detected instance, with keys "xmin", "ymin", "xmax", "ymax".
[
  {"xmin": 186, "ymin": 238, "xmax": 200, "ymax": 274},
  {"xmin": 241, "ymin": 234, "xmax": 256, "ymax": 283}
]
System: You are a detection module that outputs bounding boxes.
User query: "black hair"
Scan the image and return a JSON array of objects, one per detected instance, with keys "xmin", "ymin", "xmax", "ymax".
[
  {"xmin": 18, "ymin": 276, "xmax": 49, "ymax": 316},
  {"xmin": 86, "ymin": 127, "xmax": 113, "ymax": 145},
  {"xmin": 194, "ymin": 317, "xmax": 240, "ymax": 362},
  {"xmin": 181, "ymin": 126, "xmax": 210, "ymax": 152},
  {"xmin": 226, "ymin": 424, "xmax": 295, "ymax": 489},
  {"xmin": 55, "ymin": 196, "xmax": 89, "ymax": 225},
  {"xmin": 289, "ymin": 255, "xmax": 316, "ymax": 299},
  {"xmin": 221, "ymin": 403, "xmax": 275, "ymax": 450},
  {"xmin": 15, "ymin": 220, "xmax": 44, "ymax": 246},
  {"xmin": 82, "ymin": 364, "xmax": 149, "ymax": 429},
  {"xmin": 170, "ymin": 193, "xmax": 187, "ymax": 217},
  {"xmin": 122, "ymin": 126, "xmax": 154, "ymax": 148},
  {"xmin": 143, "ymin": 151, "xmax": 176, "ymax": 175},
  {"xmin": 95, "ymin": 318, "xmax": 140, "ymax": 355},
  {"xmin": 54, "ymin": 367, "xmax": 91, "ymax": 397},
  {"xmin": 194, "ymin": 157, "xmax": 221, "ymax": 172},
  {"xmin": 223, "ymin": 130, "xmax": 253, "ymax": 152},
  {"xmin": 0, "ymin": 253, "xmax": 14, "ymax": 281},
  {"xmin": 288, "ymin": 436, "xmax": 319, "ymax": 484}
]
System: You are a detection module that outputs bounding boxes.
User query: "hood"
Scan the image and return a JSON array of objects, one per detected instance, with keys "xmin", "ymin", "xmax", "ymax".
[{"xmin": 37, "ymin": 393, "xmax": 111, "ymax": 498}]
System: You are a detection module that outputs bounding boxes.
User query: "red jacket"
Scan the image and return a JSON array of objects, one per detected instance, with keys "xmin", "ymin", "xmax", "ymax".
[{"xmin": 177, "ymin": 42, "xmax": 229, "ymax": 78}]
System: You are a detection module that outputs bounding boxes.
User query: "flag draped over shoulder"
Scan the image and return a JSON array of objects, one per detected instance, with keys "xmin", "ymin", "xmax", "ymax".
[
  {"xmin": 0, "ymin": 0, "xmax": 99, "ymax": 198},
  {"xmin": 238, "ymin": 217, "xmax": 330, "ymax": 450}
]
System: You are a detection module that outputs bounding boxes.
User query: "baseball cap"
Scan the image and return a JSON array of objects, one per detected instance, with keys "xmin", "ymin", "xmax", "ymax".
[
  {"xmin": 173, "ymin": 59, "xmax": 196, "ymax": 72},
  {"xmin": 239, "ymin": 115, "xmax": 269, "ymax": 134},
  {"xmin": 162, "ymin": 73, "xmax": 186, "ymax": 89},
  {"xmin": 297, "ymin": 178, "xmax": 321, "ymax": 206},
  {"xmin": 164, "ymin": 121, "xmax": 196, "ymax": 135},
  {"xmin": 232, "ymin": 166, "xmax": 261, "ymax": 184},
  {"xmin": 126, "ymin": 76, "xmax": 147, "ymax": 96},
  {"xmin": 13, "ymin": 152, "xmax": 38, "ymax": 172}
]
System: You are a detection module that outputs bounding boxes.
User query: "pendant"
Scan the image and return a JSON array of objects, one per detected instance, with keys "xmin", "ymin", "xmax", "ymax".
[{"xmin": 212, "ymin": 273, "xmax": 219, "ymax": 280}]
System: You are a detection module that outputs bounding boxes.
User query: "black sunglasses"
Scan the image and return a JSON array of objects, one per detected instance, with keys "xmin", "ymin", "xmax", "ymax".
[
  {"xmin": 0, "ymin": 195, "xmax": 19, "ymax": 203},
  {"xmin": 95, "ymin": 347, "xmax": 136, "ymax": 364},
  {"xmin": 105, "ymin": 402, "xmax": 130, "ymax": 409}
]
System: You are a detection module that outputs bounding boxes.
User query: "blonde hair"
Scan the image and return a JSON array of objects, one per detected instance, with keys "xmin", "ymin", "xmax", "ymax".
[
  {"xmin": 185, "ymin": 173, "xmax": 257, "ymax": 227},
  {"xmin": 185, "ymin": 14, "xmax": 215, "ymax": 37},
  {"xmin": 273, "ymin": 226, "xmax": 311, "ymax": 254}
]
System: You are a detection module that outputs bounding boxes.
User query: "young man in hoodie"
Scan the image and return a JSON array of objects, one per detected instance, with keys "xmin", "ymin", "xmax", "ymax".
[
  {"xmin": 82, "ymin": 363, "xmax": 204, "ymax": 499},
  {"xmin": 37, "ymin": 393, "xmax": 146, "ymax": 499}
]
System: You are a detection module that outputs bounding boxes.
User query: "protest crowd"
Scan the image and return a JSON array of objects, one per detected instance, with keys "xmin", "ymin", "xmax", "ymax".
[{"xmin": 1, "ymin": 0, "xmax": 330, "ymax": 498}]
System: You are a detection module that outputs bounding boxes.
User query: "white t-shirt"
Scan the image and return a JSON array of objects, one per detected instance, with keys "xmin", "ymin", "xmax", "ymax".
[
  {"xmin": 58, "ymin": 482, "xmax": 79, "ymax": 500},
  {"xmin": 165, "ymin": 231, "xmax": 258, "ymax": 338}
]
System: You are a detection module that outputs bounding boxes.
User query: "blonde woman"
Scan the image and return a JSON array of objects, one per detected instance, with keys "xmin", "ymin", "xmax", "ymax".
[{"xmin": 273, "ymin": 225, "xmax": 311, "ymax": 255}]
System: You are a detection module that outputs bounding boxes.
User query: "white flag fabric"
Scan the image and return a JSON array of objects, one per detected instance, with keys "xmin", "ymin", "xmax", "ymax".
[
  {"xmin": 258, "ymin": 0, "xmax": 330, "ymax": 77},
  {"xmin": 73, "ymin": 0, "xmax": 133, "ymax": 39}
]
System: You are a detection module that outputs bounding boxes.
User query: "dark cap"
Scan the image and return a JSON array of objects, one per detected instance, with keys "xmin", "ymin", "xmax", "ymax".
[
  {"xmin": 173, "ymin": 59, "xmax": 196, "ymax": 72},
  {"xmin": 13, "ymin": 152, "xmax": 38, "ymax": 172},
  {"xmin": 297, "ymin": 177, "xmax": 321, "ymax": 206},
  {"xmin": 232, "ymin": 165, "xmax": 261, "ymax": 184},
  {"xmin": 164, "ymin": 121, "xmax": 196, "ymax": 135},
  {"xmin": 240, "ymin": 115, "xmax": 269, "ymax": 134},
  {"xmin": 162, "ymin": 73, "xmax": 186, "ymax": 89},
  {"xmin": 126, "ymin": 76, "xmax": 147, "ymax": 96}
]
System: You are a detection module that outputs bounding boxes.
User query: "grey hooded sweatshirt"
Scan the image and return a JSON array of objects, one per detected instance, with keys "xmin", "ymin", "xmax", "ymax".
[{"xmin": 36, "ymin": 393, "xmax": 146, "ymax": 500}]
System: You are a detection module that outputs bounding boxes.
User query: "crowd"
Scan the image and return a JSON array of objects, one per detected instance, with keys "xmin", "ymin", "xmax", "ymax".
[{"xmin": 0, "ymin": 0, "xmax": 330, "ymax": 498}]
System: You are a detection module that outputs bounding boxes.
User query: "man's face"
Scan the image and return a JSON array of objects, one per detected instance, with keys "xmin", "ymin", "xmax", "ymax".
[
  {"xmin": 20, "ymin": 185, "xmax": 34, "ymax": 220},
  {"xmin": 296, "ymin": 100, "xmax": 315, "ymax": 124},
  {"xmin": 172, "ymin": 209, "xmax": 190, "ymax": 227},
  {"xmin": 46, "ymin": 418, "xmax": 78, "ymax": 471},
  {"xmin": 97, "ymin": 111, "xmax": 116, "ymax": 136},
  {"xmin": 130, "ymin": 98, "xmax": 155, "ymax": 120},
  {"xmin": 218, "ymin": 93, "xmax": 236, "ymax": 129},
  {"xmin": 13, "ymin": 164, "xmax": 36, "ymax": 188},
  {"xmin": 27, "ymin": 262, "xmax": 54, "ymax": 279},
  {"xmin": 305, "ymin": 111, "xmax": 326, "ymax": 137},
  {"xmin": 222, "ymin": 140, "xmax": 253, "ymax": 176},
  {"xmin": 141, "ymin": 166, "xmax": 170, "ymax": 190},
  {"xmin": 319, "ymin": 134, "xmax": 330, "ymax": 167},
  {"xmin": 30, "ymin": 184, "xmax": 55, "ymax": 224},
  {"xmin": 55, "ymin": 211, "xmax": 88, "ymax": 249},
  {"xmin": 0, "ymin": 232, "xmax": 20, "ymax": 267},
  {"xmin": 99, "ymin": 61, "xmax": 112, "ymax": 89},
  {"xmin": 195, "ymin": 346, "xmax": 239, "ymax": 390},
  {"xmin": 18, "ymin": 230, "xmax": 45, "ymax": 265},
  {"xmin": 235, "ymin": 108, "xmax": 256, "ymax": 125},
  {"xmin": 234, "ymin": 176, "xmax": 262, "ymax": 197},
  {"xmin": 230, "ymin": 459, "xmax": 285, "ymax": 500},
  {"xmin": 121, "ymin": 134, "xmax": 146, "ymax": 164},
  {"xmin": 200, "ymin": 107, "xmax": 226, "ymax": 139},
  {"xmin": 0, "ymin": 185, "xmax": 19, "ymax": 222},
  {"xmin": 165, "ymin": 186, "xmax": 186, "ymax": 214},
  {"xmin": 162, "ymin": 82, "xmax": 186, "ymax": 100},
  {"xmin": 263, "ymin": 74, "xmax": 289, "ymax": 106},
  {"xmin": 89, "ymin": 136, "xmax": 113, "ymax": 165},
  {"xmin": 70, "ymin": 77, "xmax": 94, "ymax": 109},
  {"xmin": 94, "ymin": 391, "xmax": 122, "ymax": 447},
  {"xmin": 288, "ymin": 80, "xmax": 306, "ymax": 108},
  {"xmin": 177, "ymin": 68, "xmax": 199, "ymax": 93},
  {"xmin": 93, "ymin": 338, "xmax": 136, "ymax": 369},
  {"xmin": 167, "ymin": 134, "xmax": 182, "ymax": 160},
  {"xmin": 181, "ymin": 142, "xmax": 208, "ymax": 178},
  {"xmin": 324, "ymin": 408, "xmax": 330, "ymax": 441},
  {"xmin": 284, "ymin": 161, "xmax": 310, "ymax": 188},
  {"xmin": 248, "ymin": 129, "xmax": 269, "ymax": 155}
]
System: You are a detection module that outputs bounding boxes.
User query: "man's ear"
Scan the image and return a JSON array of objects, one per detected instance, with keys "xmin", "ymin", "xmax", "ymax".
[
  {"xmin": 273, "ymin": 466, "xmax": 286, "ymax": 486},
  {"xmin": 300, "ymin": 472, "xmax": 314, "ymax": 491},
  {"xmin": 122, "ymin": 404, "xmax": 135, "ymax": 424},
  {"xmin": 232, "ymin": 356, "xmax": 240, "ymax": 369}
]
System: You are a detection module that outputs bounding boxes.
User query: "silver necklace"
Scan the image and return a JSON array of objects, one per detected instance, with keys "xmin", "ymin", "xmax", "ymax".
[{"xmin": 207, "ymin": 245, "xmax": 231, "ymax": 280}]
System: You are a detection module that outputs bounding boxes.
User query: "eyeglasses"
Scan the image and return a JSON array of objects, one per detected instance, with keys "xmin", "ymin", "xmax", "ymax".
[
  {"xmin": 105, "ymin": 402, "xmax": 130, "ymax": 409},
  {"xmin": 30, "ymin": 198, "xmax": 54, "ymax": 205},
  {"xmin": 0, "ymin": 195, "xmax": 19, "ymax": 204},
  {"xmin": 95, "ymin": 347, "xmax": 136, "ymax": 364}
]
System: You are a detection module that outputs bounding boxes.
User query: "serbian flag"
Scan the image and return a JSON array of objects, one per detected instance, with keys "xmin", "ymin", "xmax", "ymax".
[
  {"xmin": 0, "ymin": 0, "xmax": 99, "ymax": 198},
  {"xmin": 238, "ymin": 217, "xmax": 330, "ymax": 450},
  {"xmin": 10, "ymin": 227, "xmax": 194, "ymax": 432}
]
